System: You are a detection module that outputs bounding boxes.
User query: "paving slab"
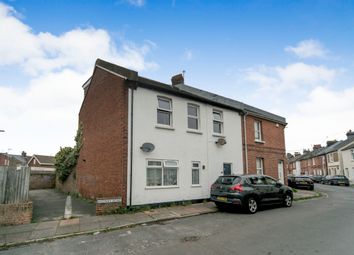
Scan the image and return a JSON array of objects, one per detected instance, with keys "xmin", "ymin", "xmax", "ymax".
[
  {"xmin": 55, "ymin": 225, "xmax": 80, "ymax": 236},
  {"xmin": 6, "ymin": 232, "xmax": 31, "ymax": 244},
  {"xmin": 35, "ymin": 221, "xmax": 58, "ymax": 230},
  {"xmin": 30, "ymin": 229, "xmax": 57, "ymax": 240}
]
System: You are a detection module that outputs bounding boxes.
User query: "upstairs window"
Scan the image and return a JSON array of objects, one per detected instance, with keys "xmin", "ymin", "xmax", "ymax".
[
  {"xmin": 213, "ymin": 110, "xmax": 223, "ymax": 134},
  {"xmin": 254, "ymin": 121, "xmax": 262, "ymax": 141},
  {"xmin": 187, "ymin": 104, "xmax": 200, "ymax": 130},
  {"xmin": 157, "ymin": 97, "xmax": 172, "ymax": 126}
]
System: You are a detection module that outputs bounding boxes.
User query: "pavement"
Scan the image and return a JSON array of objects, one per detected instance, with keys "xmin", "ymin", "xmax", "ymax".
[
  {"xmin": 0, "ymin": 189, "xmax": 319, "ymax": 249},
  {"xmin": 30, "ymin": 189, "xmax": 95, "ymax": 222}
]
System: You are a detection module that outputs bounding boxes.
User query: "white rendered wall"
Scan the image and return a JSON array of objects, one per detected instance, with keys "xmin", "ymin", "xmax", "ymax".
[
  {"xmin": 342, "ymin": 150, "xmax": 354, "ymax": 182},
  {"xmin": 130, "ymin": 87, "xmax": 244, "ymax": 206}
]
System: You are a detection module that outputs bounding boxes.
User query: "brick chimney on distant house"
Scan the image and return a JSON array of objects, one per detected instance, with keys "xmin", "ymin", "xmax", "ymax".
[
  {"xmin": 346, "ymin": 129, "xmax": 354, "ymax": 139},
  {"xmin": 294, "ymin": 152, "xmax": 301, "ymax": 157},
  {"xmin": 171, "ymin": 73, "xmax": 184, "ymax": 86},
  {"xmin": 313, "ymin": 144, "xmax": 322, "ymax": 150}
]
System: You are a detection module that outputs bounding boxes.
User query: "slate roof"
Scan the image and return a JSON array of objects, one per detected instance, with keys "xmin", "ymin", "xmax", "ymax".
[
  {"xmin": 325, "ymin": 136, "xmax": 354, "ymax": 153},
  {"xmin": 33, "ymin": 154, "xmax": 55, "ymax": 165},
  {"xmin": 94, "ymin": 59, "xmax": 287, "ymax": 125},
  {"xmin": 342, "ymin": 143, "xmax": 354, "ymax": 151}
]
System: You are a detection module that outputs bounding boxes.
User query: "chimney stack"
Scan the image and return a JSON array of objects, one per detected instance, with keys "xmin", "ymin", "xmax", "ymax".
[
  {"xmin": 171, "ymin": 73, "xmax": 184, "ymax": 86},
  {"xmin": 294, "ymin": 152, "xmax": 301, "ymax": 157},
  {"xmin": 346, "ymin": 129, "xmax": 354, "ymax": 139},
  {"xmin": 326, "ymin": 140, "xmax": 337, "ymax": 147},
  {"xmin": 313, "ymin": 144, "xmax": 322, "ymax": 150}
]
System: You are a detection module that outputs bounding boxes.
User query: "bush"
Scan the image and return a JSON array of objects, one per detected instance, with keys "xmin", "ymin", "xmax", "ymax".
[{"xmin": 55, "ymin": 124, "xmax": 83, "ymax": 182}]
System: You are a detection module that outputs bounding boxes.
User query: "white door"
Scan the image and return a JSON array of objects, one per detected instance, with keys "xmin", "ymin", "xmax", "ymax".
[{"xmin": 278, "ymin": 160, "xmax": 284, "ymax": 183}]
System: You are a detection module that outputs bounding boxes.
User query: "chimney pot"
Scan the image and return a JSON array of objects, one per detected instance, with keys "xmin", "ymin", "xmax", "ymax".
[{"xmin": 346, "ymin": 129, "xmax": 354, "ymax": 139}]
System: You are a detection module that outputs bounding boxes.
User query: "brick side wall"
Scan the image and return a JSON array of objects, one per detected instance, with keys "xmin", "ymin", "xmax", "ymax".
[
  {"xmin": 30, "ymin": 172, "xmax": 56, "ymax": 189},
  {"xmin": 0, "ymin": 202, "xmax": 33, "ymax": 226},
  {"xmin": 243, "ymin": 115, "xmax": 286, "ymax": 180},
  {"xmin": 76, "ymin": 67, "xmax": 128, "ymax": 206}
]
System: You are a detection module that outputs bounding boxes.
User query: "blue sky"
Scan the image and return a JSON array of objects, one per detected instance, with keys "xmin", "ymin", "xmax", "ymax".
[{"xmin": 1, "ymin": 0, "xmax": 354, "ymax": 155}]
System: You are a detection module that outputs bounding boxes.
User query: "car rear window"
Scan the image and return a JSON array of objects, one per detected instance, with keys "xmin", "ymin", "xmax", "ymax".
[
  {"xmin": 334, "ymin": 176, "xmax": 346, "ymax": 179},
  {"xmin": 295, "ymin": 177, "xmax": 310, "ymax": 181},
  {"xmin": 215, "ymin": 176, "xmax": 241, "ymax": 185}
]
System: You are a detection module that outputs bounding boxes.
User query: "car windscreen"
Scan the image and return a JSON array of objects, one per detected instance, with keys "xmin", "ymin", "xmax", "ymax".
[
  {"xmin": 215, "ymin": 176, "xmax": 241, "ymax": 185},
  {"xmin": 295, "ymin": 177, "xmax": 311, "ymax": 181}
]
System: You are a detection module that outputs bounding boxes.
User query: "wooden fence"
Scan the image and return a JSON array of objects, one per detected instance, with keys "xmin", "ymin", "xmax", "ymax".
[{"xmin": 0, "ymin": 166, "xmax": 30, "ymax": 204}]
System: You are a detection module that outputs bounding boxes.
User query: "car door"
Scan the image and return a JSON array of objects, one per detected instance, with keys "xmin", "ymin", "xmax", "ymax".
[
  {"xmin": 265, "ymin": 176, "xmax": 282, "ymax": 202},
  {"xmin": 250, "ymin": 176, "xmax": 269, "ymax": 204}
]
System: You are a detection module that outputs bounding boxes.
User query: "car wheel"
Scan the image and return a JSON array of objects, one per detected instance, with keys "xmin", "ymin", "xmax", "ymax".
[
  {"xmin": 284, "ymin": 194, "xmax": 293, "ymax": 207},
  {"xmin": 330, "ymin": 182, "xmax": 334, "ymax": 185},
  {"xmin": 246, "ymin": 197, "xmax": 258, "ymax": 214}
]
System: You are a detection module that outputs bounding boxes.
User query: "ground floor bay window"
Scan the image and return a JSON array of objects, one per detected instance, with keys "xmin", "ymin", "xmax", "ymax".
[{"xmin": 146, "ymin": 160, "xmax": 178, "ymax": 187}]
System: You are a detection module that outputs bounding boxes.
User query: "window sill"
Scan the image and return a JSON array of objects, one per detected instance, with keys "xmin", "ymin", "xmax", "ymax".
[
  {"xmin": 145, "ymin": 185, "xmax": 179, "ymax": 190},
  {"xmin": 255, "ymin": 140, "xmax": 265, "ymax": 144},
  {"xmin": 212, "ymin": 133, "xmax": 225, "ymax": 138},
  {"xmin": 191, "ymin": 184, "xmax": 201, "ymax": 188},
  {"xmin": 155, "ymin": 125, "xmax": 175, "ymax": 131},
  {"xmin": 186, "ymin": 129, "xmax": 203, "ymax": 135}
]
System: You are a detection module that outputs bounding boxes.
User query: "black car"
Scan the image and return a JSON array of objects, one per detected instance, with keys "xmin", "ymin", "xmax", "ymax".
[
  {"xmin": 210, "ymin": 175, "xmax": 293, "ymax": 214},
  {"xmin": 309, "ymin": 175, "xmax": 323, "ymax": 183},
  {"xmin": 288, "ymin": 176, "xmax": 314, "ymax": 190},
  {"xmin": 322, "ymin": 175, "xmax": 349, "ymax": 186}
]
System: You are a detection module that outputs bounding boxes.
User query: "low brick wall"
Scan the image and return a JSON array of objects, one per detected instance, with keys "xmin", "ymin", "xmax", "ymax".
[
  {"xmin": 96, "ymin": 197, "xmax": 122, "ymax": 215},
  {"xmin": 30, "ymin": 171, "xmax": 56, "ymax": 190},
  {"xmin": 0, "ymin": 201, "xmax": 33, "ymax": 226}
]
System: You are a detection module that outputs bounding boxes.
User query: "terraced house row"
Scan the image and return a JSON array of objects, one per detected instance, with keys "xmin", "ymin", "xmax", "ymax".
[
  {"xmin": 287, "ymin": 130, "xmax": 354, "ymax": 182},
  {"xmin": 73, "ymin": 59, "xmax": 287, "ymax": 208}
]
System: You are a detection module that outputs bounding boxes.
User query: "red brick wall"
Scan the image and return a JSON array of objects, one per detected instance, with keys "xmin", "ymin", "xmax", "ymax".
[
  {"xmin": 76, "ymin": 67, "xmax": 128, "ymax": 206},
  {"xmin": 0, "ymin": 202, "xmax": 33, "ymax": 226},
  {"xmin": 243, "ymin": 115, "xmax": 286, "ymax": 180},
  {"xmin": 0, "ymin": 154, "xmax": 8, "ymax": 166}
]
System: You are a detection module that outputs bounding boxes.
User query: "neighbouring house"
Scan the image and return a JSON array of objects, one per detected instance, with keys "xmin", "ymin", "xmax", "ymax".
[
  {"xmin": 27, "ymin": 154, "xmax": 56, "ymax": 189},
  {"xmin": 325, "ymin": 131, "xmax": 354, "ymax": 176},
  {"xmin": 287, "ymin": 152, "xmax": 302, "ymax": 175},
  {"xmin": 342, "ymin": 143, "xmax": 354, "ymax": 182},
  {"xmin": 75, "ymin": 59, "xmax": 287, "ymax": 209}
]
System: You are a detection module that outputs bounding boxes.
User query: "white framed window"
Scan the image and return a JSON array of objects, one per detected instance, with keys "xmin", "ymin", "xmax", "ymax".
[
  {"xmin": 187, "ymin": 104, "xmax": 200, "ymax": 130},
  {"xmin": 157, "ymin": 97, "xmax": 172, "ymax": 126},
  {"xmin": 192, "ymin": 162, "xmax": 200, "ymax": 185},
  {"xmin": 351, "ymin": 149, "xmax": 354, "ymax": 160},
  {"xmin": 146, "ymin": 159, "xmax": 178, "ymax": 187},
  {"xmin": 328, "ymin": 153, "xmax": 334, "ymax": 163},
  {"xmin": 256, "ymin": 158, "xmax": 264, "ymax": 175},
  {"xmin": 213, "ymin": 110, "xmax": 223, "ymax": 134},
  {"xmin": 312, "ymin": 158, "xmax": 315, "ymax": 165},
  {"xmin": 254, "ymin": 120, "xmax": 262, "ymax": 141}
]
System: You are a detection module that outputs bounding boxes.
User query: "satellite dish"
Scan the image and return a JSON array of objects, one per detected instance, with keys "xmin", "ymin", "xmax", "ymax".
[
  {"xmin": 140, "ymin": 143, "xmax": 155, "ymax": 152},
  {"xmin": 216, "ymin": 138, "xmax": 227, "ymax": 146}
]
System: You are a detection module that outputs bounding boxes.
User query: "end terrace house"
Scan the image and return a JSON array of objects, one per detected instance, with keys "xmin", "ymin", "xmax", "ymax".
[{"xmin": 76, "ymin": 59, "xmax": 287, "ymax": 207}]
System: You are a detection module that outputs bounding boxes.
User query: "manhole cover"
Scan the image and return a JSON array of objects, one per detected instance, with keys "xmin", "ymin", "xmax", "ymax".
[{"xmin": 181, "ymin": 236, "xmax": 200, "ymax": 242}]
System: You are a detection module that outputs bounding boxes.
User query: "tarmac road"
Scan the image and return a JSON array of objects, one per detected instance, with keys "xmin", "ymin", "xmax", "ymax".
[{"xmin": 2, "ymin": 184, "xmax": 354, "ymax": 255}]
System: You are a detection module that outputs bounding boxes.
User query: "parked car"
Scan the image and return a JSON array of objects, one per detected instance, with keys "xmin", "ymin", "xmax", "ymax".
[
  {"xmin": 287, "ymin": 176, "xmax": 314, "ymax": 190},
  {"xmin": 210, "ymin": 175, "xmax": 293, "ymax": 214},
  {"xmin": 309, "ymin": 175, "xmax": 323, "ymax": 183},
  {"xmin": 322, "ymin": 175, "xmax": 349, "ymax": 186},
  {"xmin": 321, "ymin": 175, "xmax": 333, "ymax": 184}
]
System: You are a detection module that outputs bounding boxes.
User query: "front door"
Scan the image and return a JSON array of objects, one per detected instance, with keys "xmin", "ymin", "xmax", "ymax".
[
  {"xmin": 223, "ymin": 163, "xmax": 232, "ymax": 175},
  {"xmin": 278, "ymin": 160, "xmax": 284, "ymax": 183}
]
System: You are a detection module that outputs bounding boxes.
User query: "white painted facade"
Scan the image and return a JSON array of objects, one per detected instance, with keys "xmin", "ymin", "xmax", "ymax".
[
  {"xmin": 342, "ymin": 149, "xmax": 354, "ymax": 182},
  {"xmin": 128, "ymin": 87, "xmax": 244, "ymax": 206}
]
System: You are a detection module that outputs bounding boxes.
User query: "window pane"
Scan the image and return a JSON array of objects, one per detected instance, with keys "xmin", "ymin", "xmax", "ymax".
[
  {"xmin": 192, "ymin": 169, "xmax": 199, "ymax": 185},
  {"xmin": 188, "ymin": 105, "xmax": 198, "ymax": 116},
  {"xmin": 164, "ymin": 160, "xmax": 178, "ymax": 167},
  {"xmin": 157, "ymin": 110, "xmax": 171, "ymax": 125},
  {"xmin": 148, "ymin": 161, "xmax": 162, "ymax": 166},
  {"xmin": 213, "ymin": 121, "xmax": 221, "ymax": 133},
  {"xmin": 158, "ymin": 98, "xmax": 171, "ymax": 110},
  {"xmin": 147, "ymin": 168, "xmax": 162, "ymax": 186},
  {"xmin": 213, "ymin": 111, "xmax": 222, "ymax": 121},
  {"xmin": 192, "ymin": 162, "xmax": 199, "ymax": 168},
  {"xmin": 188, "ymin": 117, "xmax": 198, "ymax": 130},
  {"xmin": 163, "ymin": 167, "xmax": 177, "ymax": 186}
]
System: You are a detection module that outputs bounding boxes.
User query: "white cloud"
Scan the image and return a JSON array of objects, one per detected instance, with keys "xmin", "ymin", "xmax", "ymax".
[
  {"xmin": 124, "ymin": 0, "xmax": 145, "ymax": 7},
  {"xmin": 183, "ymin": 49, "xmax": 193, "ymax": 61},
  {"xmin": 244, "ymin": 62, "xmax": 336, "ymax": 93},
  {"xmin": 285, "ymin": 39, "xmax": 328, "ymax": 59},
  {"xmin": 0, "ymin": 2, "xmax": 157, "ymax": 155},
  {"xmin": 286, "ymin": 86, "xmax": 354, "ymax": 151}
]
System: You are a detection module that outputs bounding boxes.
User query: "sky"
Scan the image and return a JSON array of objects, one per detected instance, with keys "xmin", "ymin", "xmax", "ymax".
[{"xmin": 1, "ymin": 0, "xmax": 354, "ymax": 155}]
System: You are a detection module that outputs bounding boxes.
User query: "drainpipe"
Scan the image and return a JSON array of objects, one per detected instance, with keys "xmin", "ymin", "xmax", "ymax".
[
  {"xmin": 129, "ymin": 87, "xmax": 134, "ymax": 208},
  {"xmin": 243, "ymin": 112, "xmax": 249, "ymax": 174}
]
